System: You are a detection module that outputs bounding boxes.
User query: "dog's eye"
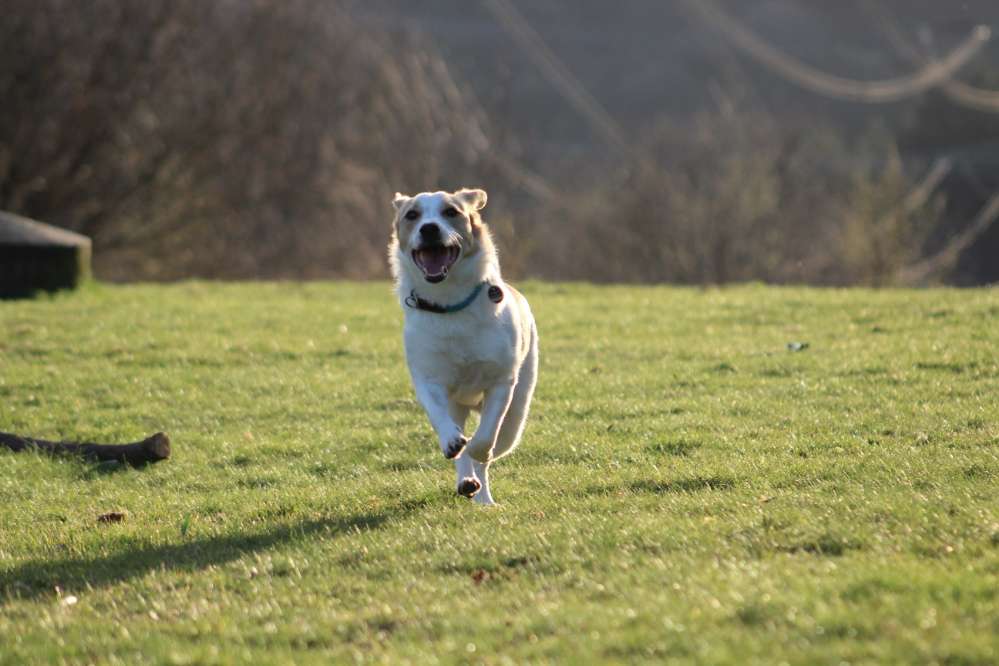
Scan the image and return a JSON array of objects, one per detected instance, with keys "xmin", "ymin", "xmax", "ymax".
[
  {"xmin": 442, "ymin": 207, "xmax": 460, "ymax": 218},
  {"xmin": 404, "ymin": 209, "xmax": 420, "ymax": 220}
]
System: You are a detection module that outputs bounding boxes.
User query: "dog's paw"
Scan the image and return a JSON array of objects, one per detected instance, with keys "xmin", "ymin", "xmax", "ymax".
[
  {"xmin": 442, "ymin": 433, "xmax": 468, "ymax": 459},
  {"xmin": 457, "ymin": 477, "xmax": 481, "ymax": 497}
]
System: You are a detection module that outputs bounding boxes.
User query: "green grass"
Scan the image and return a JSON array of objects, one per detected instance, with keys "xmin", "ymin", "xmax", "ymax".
[{"xmin": 1, "ymin": 281, "xmax": 997, "ymax": 664}]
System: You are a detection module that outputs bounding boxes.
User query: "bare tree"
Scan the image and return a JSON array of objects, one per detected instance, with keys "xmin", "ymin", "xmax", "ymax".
[{"xmin": 0, "ymin": 0, "xmax": 507, "ymax": 280}]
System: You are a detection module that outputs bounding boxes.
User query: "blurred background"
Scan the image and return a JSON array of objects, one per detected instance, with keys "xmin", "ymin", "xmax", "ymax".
[{"xmin": 2, "ymin": 0, "xmax": 999, "ymax": 285}]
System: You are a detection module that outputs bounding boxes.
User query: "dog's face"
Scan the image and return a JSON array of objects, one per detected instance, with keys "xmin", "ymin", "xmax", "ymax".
[{"xmin": 392, "ymin": 189, "xmax": 488, "ymax": 284}]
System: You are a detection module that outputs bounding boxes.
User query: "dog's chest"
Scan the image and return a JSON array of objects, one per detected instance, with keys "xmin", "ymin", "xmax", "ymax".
[{"xmin": 404, "ymin": 309, "xmax": 514, "ymax": 393}]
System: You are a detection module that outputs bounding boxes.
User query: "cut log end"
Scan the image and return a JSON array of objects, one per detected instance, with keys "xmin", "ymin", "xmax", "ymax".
[{"xmin": 142, "ymin": 432, "xmax": 171, "ymax": 462}]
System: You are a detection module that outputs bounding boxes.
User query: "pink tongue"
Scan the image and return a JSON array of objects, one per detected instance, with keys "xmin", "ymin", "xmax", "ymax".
[{"xmin": 419, "ymin": 247, "xmax": 450, "ymax": 275}]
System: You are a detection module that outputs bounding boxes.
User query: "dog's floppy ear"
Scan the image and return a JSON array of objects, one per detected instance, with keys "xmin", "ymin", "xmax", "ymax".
[
  {"xmin": 392, "ymin": 192, "xmax": 411, "ymax": 212},
  {"xmin": 455, "ymin": 188, "xmax": 487, "ymax": 211}
]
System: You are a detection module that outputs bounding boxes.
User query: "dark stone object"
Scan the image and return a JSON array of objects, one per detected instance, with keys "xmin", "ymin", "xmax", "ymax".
[{"xmin": 0, "ymin": 211, "xmax": 91, "ymax": 299}]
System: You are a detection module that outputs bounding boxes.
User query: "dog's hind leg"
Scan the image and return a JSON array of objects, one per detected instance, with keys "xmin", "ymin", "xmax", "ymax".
[
  {"xmin": 464, "ymin": 382, "xmax": 515, "ymax": 463},
  {"xmin": 491, "ymin": 328, "xmax": 538, "ymax": 461},
  {"xmin": 456, "ymin": 455, "xmax": 481, "ymax": 498},
  {"xmin": 464, "ymin": 329, "xmax": 537, "ymax": 505},
  {"xmin": 471, "ymin": 459, "xmax": 495, "ymax": 505},
  {"xmin": 468, "ymin": 360, "xmax": 533, "ymax": 506},
  {"xmin": 449, "ymin": 402, "xmax": 481, "ymax": 498}
]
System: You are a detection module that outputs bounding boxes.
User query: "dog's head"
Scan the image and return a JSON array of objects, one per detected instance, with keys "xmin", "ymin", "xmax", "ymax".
[{"xmin": 390, "ymin": 188, "xmax": 488, "ymax": 284}]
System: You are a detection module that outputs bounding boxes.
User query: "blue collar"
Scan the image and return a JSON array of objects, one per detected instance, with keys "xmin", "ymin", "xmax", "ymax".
[{"xmin": 405, "ymin": 281, "xmax": 488, "ymax": 314}]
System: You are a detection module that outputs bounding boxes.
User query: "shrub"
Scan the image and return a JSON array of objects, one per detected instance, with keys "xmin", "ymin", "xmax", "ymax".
[
  {"xmin": 0, "ymin": 0, "xmax": 504, "ymax": 280},
  {"xmin": 529, "ymin": 97, "xmax": 944, "ymax": 285}
]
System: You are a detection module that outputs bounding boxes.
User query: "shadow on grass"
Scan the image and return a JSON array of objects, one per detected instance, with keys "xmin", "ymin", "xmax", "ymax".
[
  {"xmin": 629, "ymin": 476, "xmax": 736, "ymax": 494},
  {"xmin": 0, "ymin": 496, "xmax": 431, "ymax": 604},
  {"xmin": 579, "ymin": 475, "xmax": 736, "ymax": 497}
]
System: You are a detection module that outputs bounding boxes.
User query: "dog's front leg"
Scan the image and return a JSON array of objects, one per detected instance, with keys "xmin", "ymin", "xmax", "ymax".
[
  {"xmin": 465, "ymin": 382, "xmax": 515, "ymax": 463},
  {"xmin": 412, "ymin": 379, "xmax": 467, "ymax": 459}
]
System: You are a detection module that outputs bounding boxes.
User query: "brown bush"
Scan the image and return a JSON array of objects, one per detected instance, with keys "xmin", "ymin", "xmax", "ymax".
[
  {"xmin": 838, "ymin": 148, "xmax": 944, "ymax": 286},
  {"xmin": 0, "ymin": 0, "xmax": 506, "ymax": 280},
  {"xmin": 526, "ymin": 98, "xmax": 944, "ymax": 285}
]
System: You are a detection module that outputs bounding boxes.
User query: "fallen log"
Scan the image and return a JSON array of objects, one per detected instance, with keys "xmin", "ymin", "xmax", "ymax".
[{"xmin": 0, "ymin": 431, "xmax": 170, "ymax": 466}]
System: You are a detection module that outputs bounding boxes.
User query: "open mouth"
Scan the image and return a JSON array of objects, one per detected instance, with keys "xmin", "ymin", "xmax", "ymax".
[{"xmin": 412, "ymin": 244, "xmax": 460, "ymax": 283}]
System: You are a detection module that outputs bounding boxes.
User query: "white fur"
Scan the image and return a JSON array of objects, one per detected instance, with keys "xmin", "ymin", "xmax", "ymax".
[{"xmin": 390, "ymin": 189, "xmax": 538, "ymax": 505}]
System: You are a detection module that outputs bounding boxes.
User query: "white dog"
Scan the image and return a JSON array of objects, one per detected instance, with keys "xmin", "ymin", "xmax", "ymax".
[{"xmin": 389, "ymin": 188, "xmax": 538, "ymax": 505}]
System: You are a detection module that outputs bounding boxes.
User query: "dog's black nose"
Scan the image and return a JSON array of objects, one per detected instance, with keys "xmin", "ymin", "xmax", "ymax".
[{"xmin": 419, "ymin": 224, "xmax": 442, "ymax": 242}]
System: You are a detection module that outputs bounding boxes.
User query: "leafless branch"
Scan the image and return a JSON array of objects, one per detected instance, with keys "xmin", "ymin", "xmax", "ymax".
[{"xmin": 897, "ymin": 191, "xmax": 999, "ymax": 284}]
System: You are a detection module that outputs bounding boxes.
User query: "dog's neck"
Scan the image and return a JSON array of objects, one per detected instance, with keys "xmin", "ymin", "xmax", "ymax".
[{"xmin": 394, "ymin": 231, "xmax": 501, "ymax": 309}]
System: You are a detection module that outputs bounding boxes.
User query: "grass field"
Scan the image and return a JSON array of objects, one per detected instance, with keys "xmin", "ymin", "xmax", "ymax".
[{"xmin": 1, "ymin": 282, "xmax": 997, "ymax": 664}]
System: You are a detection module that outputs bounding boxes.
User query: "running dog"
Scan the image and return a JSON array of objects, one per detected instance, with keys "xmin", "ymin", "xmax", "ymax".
[{"xmin": 389, "ymin": 188, "xmax": 538, "ymax": 505}]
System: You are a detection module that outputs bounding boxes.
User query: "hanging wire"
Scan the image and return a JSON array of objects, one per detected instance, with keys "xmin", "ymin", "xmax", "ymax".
[
  {"xmin": 676, "ymin": 0, "xmax": 990, "ymax": 103},
  {"xmin": 864, "ymin": 0, "xmax": 999, "ymax": 113},
  {"xmin": 482, "ymin": 0, "xmax": 633, "ymax": 157}
]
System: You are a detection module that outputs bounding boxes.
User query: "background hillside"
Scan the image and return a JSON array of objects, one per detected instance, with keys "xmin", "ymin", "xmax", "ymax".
[
  {"xmin": 349, "ymin": 1, "xmax": 999, "ymax": 159},
  {"xmin": 3, "ymin": 0, "xmax": 999, "ymax": 284},
  {"xmin": 349, "ymin": 0, "xmax": 999, "ymax": 284}
]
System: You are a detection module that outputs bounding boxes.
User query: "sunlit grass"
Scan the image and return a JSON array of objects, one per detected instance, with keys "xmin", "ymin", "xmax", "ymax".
[{"xmin": 1, "ymin": 281, "xmax": 997, "ymax": 664}]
